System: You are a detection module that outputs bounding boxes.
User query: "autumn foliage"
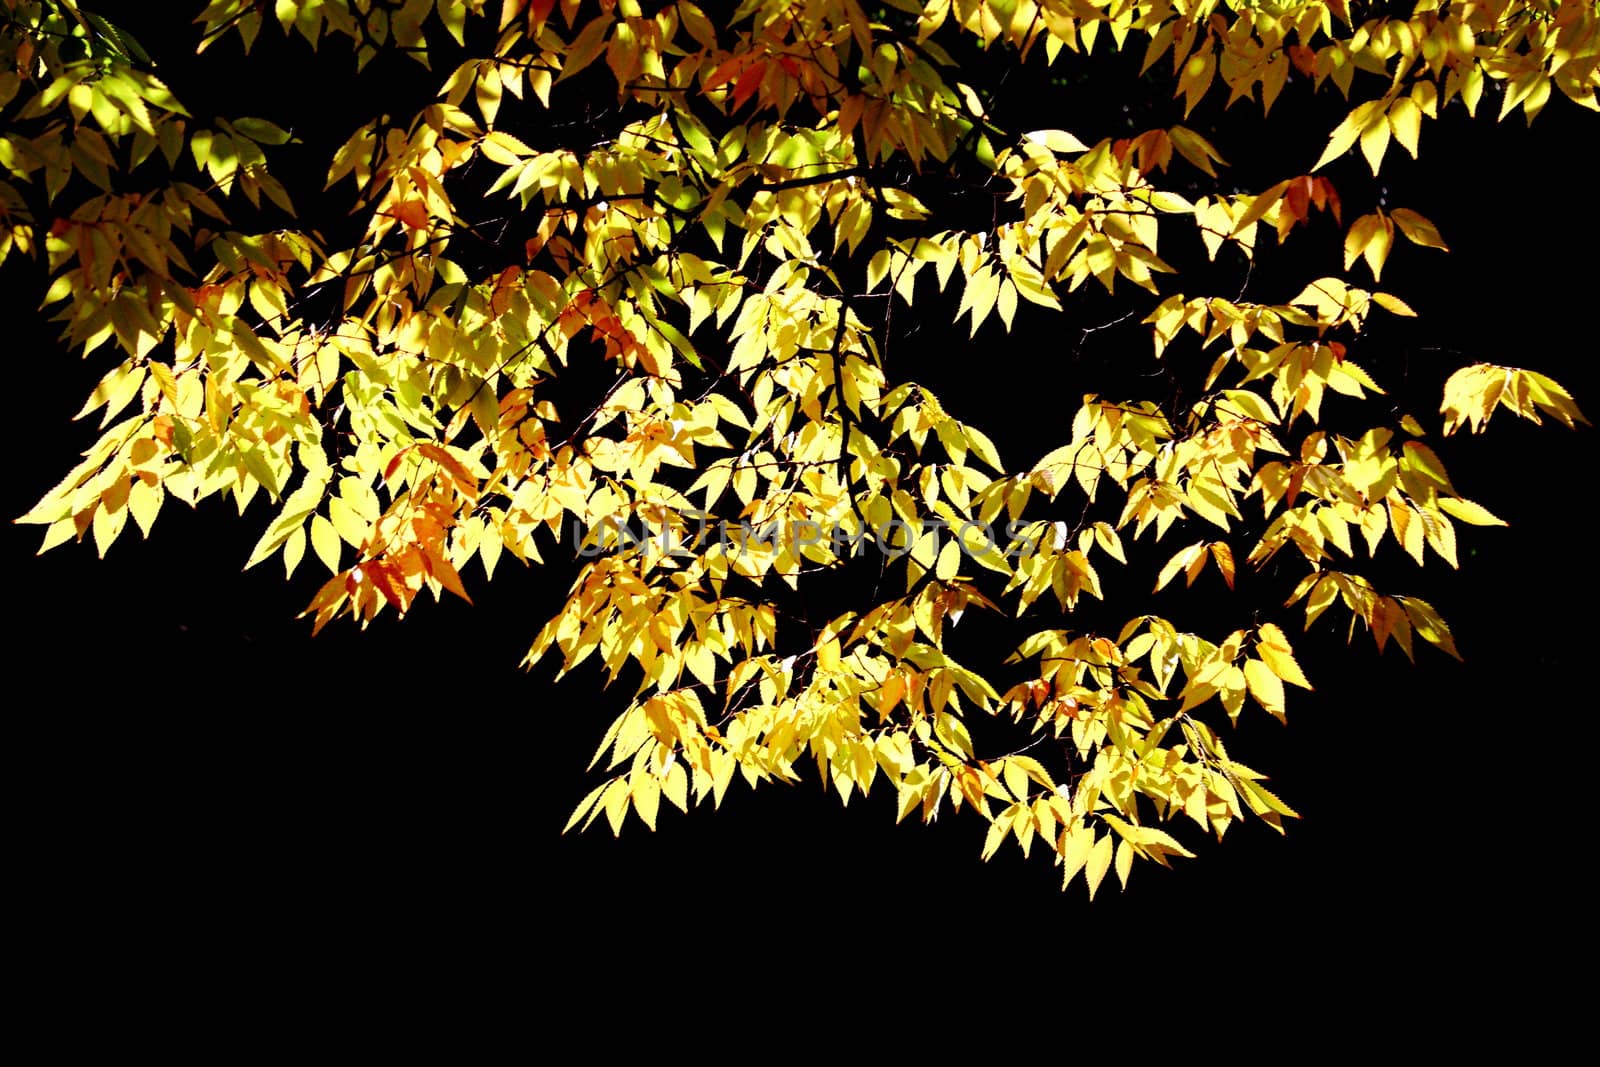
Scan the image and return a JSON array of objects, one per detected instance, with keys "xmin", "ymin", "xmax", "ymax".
[{"xmin": 5, "ymin": 0, "xmax": 1593, "ymax": 895}]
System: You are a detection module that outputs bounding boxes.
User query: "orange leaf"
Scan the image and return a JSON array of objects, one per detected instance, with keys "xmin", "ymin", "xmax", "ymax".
[
  {"xmin": 1313, "ymin": 177, "xmax": 1341, "ymax": 223},
  {"xmin": 387, "ymin": 199, "xmax": 429, "ymax": 231},
  {"xmin": 424, "ymin": 543, "xmax": 473, "ymax": 604},
  {"xmin": 302, "ymin": 571, "xmax": 351, "ymax": 634},
  {"xmin": 704, "ymin": 55, "xmax": 747, "ymax": 91},
  {"xmin": 1210, "ymin": 542, "xmax": 1235, "ymax": 589},
  {"xmin": 416, "ymin": 443, "xmax": 478, "ymax": 494}
]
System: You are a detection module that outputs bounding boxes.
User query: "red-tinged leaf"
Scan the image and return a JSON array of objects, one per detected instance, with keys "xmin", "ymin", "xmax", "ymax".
[
  {"xmin": 703, "ymin": 55, "xmax": 747, "ymax": 91},
  {"xmin": 366, "ymin": 560, "xmax": 409, "ymax": 612},
  {"xmin": 1371, "ymin": 595, "xmax": 1403, "ymax": 654},
  {"xmin": 731, "ymin": 59, "xmax": 767, "ymax": 111},
  {"xmin": 1285, "ymin": 176, "xmax": 1311, "ymax": 222},
  {"xmin": 528, "ymin": 0, "xmax": 557, "ymax": 29},
  {"xmin": 384, "ymin": 446, "xmax": 415, "ymax": 481},
  {"xmin": 1285, "ymin": 466, "xmax": 1305, "ymax": 508},
  {"xmin": 1315, "ymin": 178, "xmax": 1341, "ymax": 223}
]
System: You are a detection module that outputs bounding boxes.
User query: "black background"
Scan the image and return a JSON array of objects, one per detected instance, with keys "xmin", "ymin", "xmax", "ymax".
[{"xmin": 7, "ymin": 3, "xmax": 1595, "ymax": 1032}]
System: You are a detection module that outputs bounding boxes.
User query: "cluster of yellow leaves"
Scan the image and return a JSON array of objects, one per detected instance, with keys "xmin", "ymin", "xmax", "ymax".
[{"xmin": 8, "ymin": 0, "xmax": 1592, "ymax": 894}]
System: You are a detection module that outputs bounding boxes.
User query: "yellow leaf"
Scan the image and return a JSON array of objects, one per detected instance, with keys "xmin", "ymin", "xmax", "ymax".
[
  {"xmin": 1315, "ymin": 101, "xmax": 1383, "ymax": 171},
  {"xmin": 1244, "ymin": 659, "xmax": 1285, "ymax": 720},
  {"xmin": 1390, "ymin": 208, "xmax": 1448, "ymax": 251},
  {"xmin": 328, "ymin": 495, "xmax": 368, "ymax": 549},
  {"xmin": 1257, "ymin": 623, "xmax": 1313, "ymax": 689},
  {"xmin": 562, "ymin": 779, "xmax": 610, "ymax": 834},
  {"xmin": 1388, "ymin": 97, "xmax": 1421, "ymax": 158},
  {"xmin": 1085, "ymin": 832, "xmax": 1114, "ymax": 899},
  {"xmin": 663, "ymin": 762, "xmax": 689, "ymax": 812},
  {"xmin": 1359, "ymin": 112, "xmax": 1390, "ymax": 174},
  {"xmin": 1340, "ymin": 213, "xmax": 1391, "ymax": 284},
  {"xmin": 1155, "ymin": 542, "xmax": 1206, "ymax": 592},
  {"xmin": 982, "ymin": 806, "xmax": 1016, "ymax": 861},
  {"xmin": 127, "ymin": 478, "xmax": 162, "ymax": 537},
  {"xmin": 996, "ymin": 279, "xmax": 1018, "ymax": 331},
  {"xmin": 964, "ymin": 425, "xmax": 1003, "ymax": 472},
  {"xmin": 1401, "ymin": 597, "xmax": 1461, "ymax": 660},
  {"xmin": 1169, "ymin": 125, "xmax": 1227, "ymax": 176},
  {"xmin": 603, "ymin": 778, "xmax": 631, "ymax": 835},
  {"xmin": 867, "ymin": 249, "xmax": 891, "ymax": 291},
  {"xmin": 1061, "ymin": 823, "xmax": 1093, "ymax": 889},
  {"xmin": 881, "ymin": 187, "xmax": 930, "ymax": 221},
  {"xmin": 310, "ymin": 513, "xmax": 342, "ymax": 572},
  {"xmin": 1373, "ymin": 292, "xmax": 1417, "ymax": 317},
  {"xmin": 965, "ymin": 268, "xmax": 1000, "ymax": 336},
  {"xmin": 632, "ymin": 772, "xmax": 661, "ymax": 831},
  {"xmin": 480, "ymin": 129, "xmax": 533, "ymax": 164},
  {"xmin": 1114, "ymin": 838, "xmax": 1134, "ymax": 889},
  {"xmin": 1365, "ymin": 213, "xmax": 1394, "ymax": 280},
  {"xmin": 1177, "ymin": 47, "xmax": 1216, "ymax": 117},
  {"xmin": 1023, "ymin": 129, "xmax": 1088, "ymax": 154},
  {"xmin": 1438, "ymin": 497, "xmax": 1506, "ymax": 527},
  {"xmin": 1230, "ymin": 179, "xmax": 1289, "ymax": 235}
]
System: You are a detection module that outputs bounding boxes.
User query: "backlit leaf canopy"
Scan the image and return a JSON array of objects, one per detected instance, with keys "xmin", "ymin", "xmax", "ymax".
[{"xmin": 6, "ymin": 0, "xmax": 1593, "ymax": 895}]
